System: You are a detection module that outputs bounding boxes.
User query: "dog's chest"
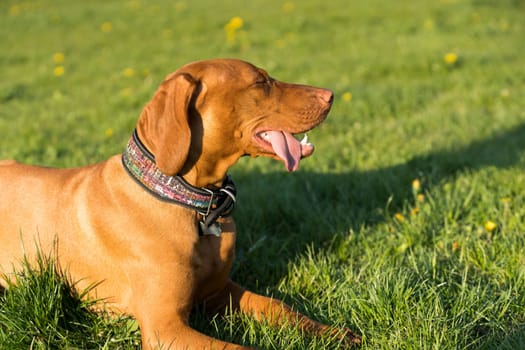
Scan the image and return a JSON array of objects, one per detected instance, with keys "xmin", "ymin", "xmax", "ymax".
[
  {"xmin": 192, "ymin": 222, "xmax": 236, "ymax": 300},
  {"xmin": 195, "ymin": 234, "xmax": 235, "ymax": 276}
]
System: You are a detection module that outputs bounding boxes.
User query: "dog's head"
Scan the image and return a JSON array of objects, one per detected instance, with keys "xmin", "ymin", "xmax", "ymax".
[{"xmin": 136, "ymin": 59, "xmax": 333, "ymax": 187}]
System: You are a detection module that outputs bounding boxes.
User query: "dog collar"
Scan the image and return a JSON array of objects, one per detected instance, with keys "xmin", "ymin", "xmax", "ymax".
[{"xmin": 121, "ymin": 130, "xmax": 236, "ymax": 236}]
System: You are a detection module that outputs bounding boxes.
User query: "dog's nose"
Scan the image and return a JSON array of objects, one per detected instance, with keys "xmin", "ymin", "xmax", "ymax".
[{"xmin": 318, "ymin": 89, "xmax": 334, "ymax": 105}]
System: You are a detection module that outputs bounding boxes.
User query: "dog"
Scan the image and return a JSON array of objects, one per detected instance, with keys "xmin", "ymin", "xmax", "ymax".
[{"xmin": 0, "ymin": 59, "xmax": 361, "ymax": 349}]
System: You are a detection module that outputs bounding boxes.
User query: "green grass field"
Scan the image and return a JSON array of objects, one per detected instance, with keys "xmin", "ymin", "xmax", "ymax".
[{"xmin": 1, "ymin": 0, "xmax": 525, "ymax": 348}]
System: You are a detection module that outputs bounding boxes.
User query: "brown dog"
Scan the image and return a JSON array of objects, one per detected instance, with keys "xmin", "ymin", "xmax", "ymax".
[{"xmin": 0, "ymin": 59, "xmax": 360, "ymax": 349}]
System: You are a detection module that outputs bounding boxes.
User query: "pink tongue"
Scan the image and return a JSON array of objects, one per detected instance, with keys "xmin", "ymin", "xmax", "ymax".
[{"xmin": 267, "ymin": 131, "xmax": 302, "ymax": 172}]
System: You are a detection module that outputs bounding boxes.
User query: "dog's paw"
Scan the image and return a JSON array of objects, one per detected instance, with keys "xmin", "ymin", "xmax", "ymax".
[
  {"xmin": 328, "ymin": 326, "xmax": 362, "ymax": 348},
  {"xmin": 343, "ymin": 327, "xmax": 362, "ymax": 346}
]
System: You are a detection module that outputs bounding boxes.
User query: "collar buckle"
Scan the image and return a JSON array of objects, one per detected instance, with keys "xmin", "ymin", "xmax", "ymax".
[
  {"xmin": 199, "ymin": 178, "xmax": 237, "ymax": 236},
  {"xmin": 201, "ymin": 187, "xmax": 217, "ymax": 218}
]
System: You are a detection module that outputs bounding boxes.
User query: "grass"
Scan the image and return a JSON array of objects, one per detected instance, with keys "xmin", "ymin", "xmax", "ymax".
[
  {"xmin": 1, "ymin": 0, "xmax": 525, "ymax": 348},
  {"xmin": 0, "ymin": 248, "xmax": 140, "ymax": 349}
]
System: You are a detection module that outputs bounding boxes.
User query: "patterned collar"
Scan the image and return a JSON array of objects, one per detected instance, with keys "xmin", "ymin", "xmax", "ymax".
[{"xmin": 121, "ymin": 130, "xmax": 236, "ymax": 235}]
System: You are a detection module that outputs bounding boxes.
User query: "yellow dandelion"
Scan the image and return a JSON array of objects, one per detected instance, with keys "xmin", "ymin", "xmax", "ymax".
[
  {"xmin": 500, "ymin": 197, "xmax": 511, "ymax": 204},
  {"xmin": 105, "ymin": 128, "xmax": 114, "ymax": 138},
  {"xmin": 342, "ymin": 92, "xmax": 352, "ymax": 102},
  {"xmin": 53, "ymin": 52, "xmax": 65, "ymax": 64},
  {"xmin": 123, "ymin": 67, "xmax": 135, "ymax": 78},
  {"xmin": 417, "ymin": 194, "xmax": 425, "ymax": 202},
  {"xmin": 224, "ymin": 16, "xmax": 244, "ymax": 43},
  {"xmin": 54, "ymin": 66, "xmax": 65, "ymax": 77},
  {"xmin": 394, "ymin": 213, "xmax": 405, "ymax": 222},
  {"xmin": 225, "ymin": 16, "xmax": 243, "ymax": 31},
  {"xmin": 412, "ymin": 179, "xmax": 421, "ymax": 192},
  {"xmin": 444, "ymin": 52, "xmax": 458, "ymax": 65},
  {"xmin": 484, "ymin": 220, "xmax": 497, "ymax": 232},
  {"xmin": 397, "ymin": 242, "xmax": 409, "ymax": 253},
  {"xmin": 101, "ymin": 21, "xmax": 113, "ymax": 33},
  {"xmin": 423, "ymin": 19, "xmax": 434, "ymax": 31},
  {"xmin": 9, "ymin": 4, "xmax": 21, "ymax": 16},
  {"xmin": 452, "ymin": 241, "xmax": 460, "ymax": 252},
  {"xmin": 410, "ymin": 207, "xmax": 420, "ymax": 216}
]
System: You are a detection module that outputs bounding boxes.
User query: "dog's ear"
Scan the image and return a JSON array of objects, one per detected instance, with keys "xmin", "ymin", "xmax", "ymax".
[{"xmin": 137, "ymin": 73, "xmax": 197, "ymax": 176}]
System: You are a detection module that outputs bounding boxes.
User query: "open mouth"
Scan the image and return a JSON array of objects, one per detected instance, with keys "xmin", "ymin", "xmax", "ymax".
[{"xmin": 255, "ymin": 130, "xmax": 315, "ymax": 172}]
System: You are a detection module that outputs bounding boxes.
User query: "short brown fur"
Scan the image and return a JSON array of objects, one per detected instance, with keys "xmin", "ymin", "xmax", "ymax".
[{"xmin": 0, "ymin": 59, "xmax": 360, "ymax": 349}]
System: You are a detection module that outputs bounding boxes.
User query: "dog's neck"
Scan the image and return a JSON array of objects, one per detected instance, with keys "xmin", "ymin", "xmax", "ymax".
[{"xmin": 121, "ymin": 130, "xmax": 236, "ymax": 235}]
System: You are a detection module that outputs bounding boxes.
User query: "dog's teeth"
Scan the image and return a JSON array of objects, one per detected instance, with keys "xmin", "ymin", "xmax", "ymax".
[
  {"xmin": 300, "ymin": 134, "xmax": 308, "ymax": 144},
  {"xmin": 259, "ymin": 132, "xmax": 269, "ymax": 141}
]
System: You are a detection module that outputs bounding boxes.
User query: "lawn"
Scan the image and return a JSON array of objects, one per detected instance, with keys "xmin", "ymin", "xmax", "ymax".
[{"xmin": 1, "ymin": 0, "xmax": 525, "ymax": 349}]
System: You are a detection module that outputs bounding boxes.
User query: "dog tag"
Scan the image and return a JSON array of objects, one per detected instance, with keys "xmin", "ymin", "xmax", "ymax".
[{"xmin": 199, "ymin": 221, "xmax": 222, "ymax": 237}]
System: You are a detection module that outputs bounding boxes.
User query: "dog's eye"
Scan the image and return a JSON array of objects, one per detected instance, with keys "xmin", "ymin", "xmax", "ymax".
[
  {"xmin": 253, "ymin": 79, "xmax": 271, "ymax": 95},
  {"xmin": 254, "ymin": 78, "xmax": 273, "ymax": 90}
]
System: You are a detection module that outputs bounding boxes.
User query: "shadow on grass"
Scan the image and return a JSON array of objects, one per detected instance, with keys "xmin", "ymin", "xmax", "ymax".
[
  {"xmin": 481, "ymin": 325, "xmax": 525, "ymax": 349},
  {"xmin": 212, "ymin": 122, "xmax": 525, "ymax": 347},
  {"xmin": 231, "ymin": 122, "xmax": 525, "ymax": 287}
]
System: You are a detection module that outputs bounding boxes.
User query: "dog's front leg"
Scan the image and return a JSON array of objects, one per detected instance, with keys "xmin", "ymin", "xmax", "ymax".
[
  {"xmin": 204, "ymin": 279, "xmax": 361, "ymax": 347},
  {"xmin": 132, "ymin": 277, "xmax": 254, "ymax": 349},
  {"xmin": 139, "ymin": 322, "xmax": 253, "ymax": 350}
]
